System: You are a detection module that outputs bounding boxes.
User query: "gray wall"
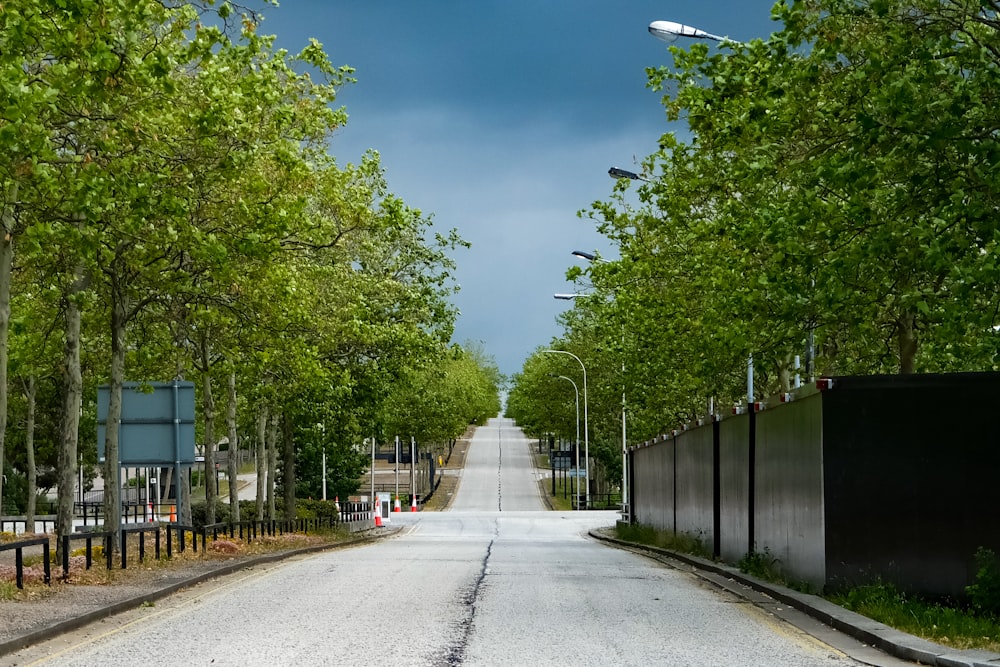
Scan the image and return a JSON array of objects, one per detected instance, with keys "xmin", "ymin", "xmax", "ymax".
[
  {"xmin": 674, "ymin": 425, "xmax": 715, "ymax": 546},
  {"xmin": 718, "ymin": 413, "xmax": 750, "ymax": 563},
  {"xmin": 754, "ymin": 394, "xmax": 826, "ymax": 589},
  {"xmin": 632, "ymin": 435, "xmax": 674, "ymax": 532}
]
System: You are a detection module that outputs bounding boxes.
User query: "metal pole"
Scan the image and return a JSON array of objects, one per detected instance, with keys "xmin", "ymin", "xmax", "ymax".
[
  {"xmin": 172, "ymin": 381, "xmax": 182, "ymax": 524},
  {"xmin": 552, "ymin": 375, "xmax": 580, "ymax": 510},
  {"xmin": 322, "ymin": 448, "xmax": 327, "ymax": 501},
  {"xmin": 541, "ymin": 350, "xmax": 588, "ymax": 508}
]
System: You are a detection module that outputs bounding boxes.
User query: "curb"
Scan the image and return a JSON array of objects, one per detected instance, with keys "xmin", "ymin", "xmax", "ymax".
[
  {"xmin": 590, "ymin": 530, "xmax": 1000, "ymax": 667},
  {"xmin": 0, "ymin": 527, "xmax": 400, "ymax": 658}
]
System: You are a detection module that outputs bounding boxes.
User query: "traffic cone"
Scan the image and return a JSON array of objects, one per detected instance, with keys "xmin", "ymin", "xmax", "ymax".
[
  {"xmin": 393, "ymin": 495, "xmax": 401, "ymax": 512},
  {"xmin": 374, "ymin": 499, "xmax": 382, "ymax": 527},
  {"xmin": 169, "ymin": 505, "xmax": 176, "ymax": 522},
  {"xmin": 148, "ymin": 502, "xmax": 154, "ymax": 522},
  {"xmin": 334, "ymin": 496, "xmax": 340, "ymax": 513},
  {"xmin": 410, "ymin": 494, "xmax": 417, "ymax": 512}
]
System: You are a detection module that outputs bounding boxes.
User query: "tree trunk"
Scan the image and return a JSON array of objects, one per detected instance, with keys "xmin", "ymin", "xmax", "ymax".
[
  {"xmin": 56, "ymin": 265, "xmax": 86, "ymax": 545},
  {"xmin": 0, "ymin": 183, "xmax": 15, "ymax": 513},
  {"xmin": 24, "ymin": 377, "xmax": 36, "ymax": 531},
  {"xmin": 226, "ymin": 371, "xmax": 239, "ymax": 523},
  {"xmin": 898, "ymin": 311, "xmax": 918, "ymax": 375},
  {"xmin": 282, "ymin": 411, "xmax": 295, "ymax": 521},
  {"xmin": 266, "ymin": 412, "xmax": 277, "ymax": 520},
  {"xmin": 199, "ymin": 333, "xmax": 216, "ymax": 524},
  {"xmin": 255, "ymin": 407, "xmax": 266, "ymax": 521},
  {"xmin": 102, "ymin": 275, "xmax": 127, "ymax": 541}
]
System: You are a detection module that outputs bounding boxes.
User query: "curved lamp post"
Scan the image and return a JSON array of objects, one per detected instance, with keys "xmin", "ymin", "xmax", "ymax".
[
  {"xmin": 540, "ymin": 348, "xmax": 588, "ymax": 508},
  {"xmin": 563, "ymin": 251, "xmax": 630, "ymax": 519},
  {"xmin": 549, "ymin": 373, "xmax": 581, "ymax": 509},
  {"xmin": 646, "ymin": 20, "xmax": 752, "ymax": 412}
]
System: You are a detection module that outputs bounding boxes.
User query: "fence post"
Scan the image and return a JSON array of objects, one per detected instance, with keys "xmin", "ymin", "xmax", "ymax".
[{"xmin": 61, "ymin": 535, "xmax": 69, "ymax": 579}]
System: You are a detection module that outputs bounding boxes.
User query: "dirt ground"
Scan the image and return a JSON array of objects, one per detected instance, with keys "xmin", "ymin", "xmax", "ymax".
[{"xmin": 420, "ymin": 431, "xmax": 471, "ymax": 511}]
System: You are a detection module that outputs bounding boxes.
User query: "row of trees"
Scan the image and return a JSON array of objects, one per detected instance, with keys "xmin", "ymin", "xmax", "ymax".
[
  {"xmin": 0, "ymin": 1, "xmax": 501, "ymax": 539},
  {"xmin": 509, "ymin": 0, "xmax": 1000, "ymax": 475}
]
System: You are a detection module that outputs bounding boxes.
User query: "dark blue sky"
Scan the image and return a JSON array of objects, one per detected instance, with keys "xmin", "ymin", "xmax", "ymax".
[{"xmin": 257, "ymin": 1, "xmax": 781, "ymax": 376}]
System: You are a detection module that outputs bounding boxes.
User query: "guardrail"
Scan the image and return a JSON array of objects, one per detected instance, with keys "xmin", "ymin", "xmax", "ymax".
[
  {"xmin": 1, "ymin": 536, "xmax": 51, "ymax": 588},
  {"xmin": 4, "ymin": 513, "xmax": 353, "ymax": 588},
  {"xmin": 61, "ymin": 530, "xmax": 114, "ymax": 578}
]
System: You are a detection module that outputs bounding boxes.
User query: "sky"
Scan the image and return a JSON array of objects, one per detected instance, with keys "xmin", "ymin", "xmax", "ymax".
[{"xmin": 256, "ymin": 1, "xmax": 781, "ymax": 377}]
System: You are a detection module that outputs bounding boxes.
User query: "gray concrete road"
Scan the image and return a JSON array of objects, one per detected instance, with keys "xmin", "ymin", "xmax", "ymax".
[{"xmin": 9, "ymin": 417, "xmax": 879, "ymax": 666}]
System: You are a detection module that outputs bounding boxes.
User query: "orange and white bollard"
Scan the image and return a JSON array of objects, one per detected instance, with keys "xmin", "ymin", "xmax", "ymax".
[
  {"xmin": 410, "ymin": 494, "xmax": 418, "ymax": 512},
  {"xmin": 169, "ymin": 505, "xmax": 177, "ymax": 522}
]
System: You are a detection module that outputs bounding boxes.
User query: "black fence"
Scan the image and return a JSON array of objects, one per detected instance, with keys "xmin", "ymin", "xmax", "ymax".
[
  {"xmin": 0, "ymin": 536, "xmax": 50, "ymax": 589},
  {"xmin": 2, "ymin": 512, "xmax": 353, "ymax": 588}
]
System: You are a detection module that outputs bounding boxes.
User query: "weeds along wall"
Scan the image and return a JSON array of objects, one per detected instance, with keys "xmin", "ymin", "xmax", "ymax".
[{"xmin": 629, "ymin": 372, "xmax": 1000, "ymax": 596}]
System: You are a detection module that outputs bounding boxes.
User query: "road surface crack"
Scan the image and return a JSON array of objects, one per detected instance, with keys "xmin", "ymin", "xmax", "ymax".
[{"xmin": 438, "ymin": 536, "xmax": 495, "ymax": 666}]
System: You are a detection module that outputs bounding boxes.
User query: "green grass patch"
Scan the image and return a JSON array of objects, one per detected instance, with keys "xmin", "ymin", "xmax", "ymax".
[
  {"xmin": 614, "ymin": 523, "xmax": 712, "ymax": 560},
  {"xmin": 0, "ymin": 579, "xmax": 16, "ymax": 601},
  {"xmin": 828, "ymin": 582, "xmax": 1000, "ymax": 652}
]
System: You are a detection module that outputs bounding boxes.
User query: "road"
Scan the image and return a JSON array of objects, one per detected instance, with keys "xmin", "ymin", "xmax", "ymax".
[{"xmin": 10, "ymin": 417, "xmax": 873, "ymax": 666}]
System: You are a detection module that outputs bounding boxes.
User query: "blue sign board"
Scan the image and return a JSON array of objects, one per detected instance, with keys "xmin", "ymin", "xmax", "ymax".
[{"xmin": 97, "ymin": 381, "xmax": 196, "ymax": 465}]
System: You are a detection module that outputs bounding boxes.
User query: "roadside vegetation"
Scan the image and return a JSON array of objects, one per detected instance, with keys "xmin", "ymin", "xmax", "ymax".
[{"xmin": 0, "ymin": 1, "xmax": 502, "ymax": 543}]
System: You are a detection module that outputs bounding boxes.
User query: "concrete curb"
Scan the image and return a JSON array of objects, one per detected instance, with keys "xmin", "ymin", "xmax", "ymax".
[
  {"xmin": 590, "ymin": 530, "xmax": 1000, "ymax": 667},
  {"xmin": 0, "ymin": 527, "xmax": 400, "ymax": 658}
]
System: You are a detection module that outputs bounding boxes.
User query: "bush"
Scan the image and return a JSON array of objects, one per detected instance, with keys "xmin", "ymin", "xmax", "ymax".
[
  {"xmin": 967, "ymin": 547, "xmax": 1000, "ymax": 616},
  {"xmin": 190, "ymin": 499, "xmax": 230, "ymax": 529}
]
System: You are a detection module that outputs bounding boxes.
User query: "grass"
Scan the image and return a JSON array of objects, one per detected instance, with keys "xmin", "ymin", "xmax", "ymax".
[
  {"xmin": 615, "ymin": 522, "xmax": 712, "ymax": 560},
  {"xmin": 613, "ymin": 523, "xmax": 1000, "ymax": 652},
  {"xmin": 829, "ymin": 582, "xmax": 1000, "ymax": 652}
]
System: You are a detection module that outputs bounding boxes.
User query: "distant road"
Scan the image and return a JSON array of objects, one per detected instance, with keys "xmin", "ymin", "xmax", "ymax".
[{"xmin": 14, "ymin": 417, "xmax": 875, "ymax": 666}]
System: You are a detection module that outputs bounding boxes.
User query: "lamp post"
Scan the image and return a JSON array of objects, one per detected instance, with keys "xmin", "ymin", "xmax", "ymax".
[
  {"xmin": 645, "ymin": 20, "xmax": 754, "ymax": 413},
  {"xmin": 540, "ymin": 349, "xmax": 588, "ymax": 508},
  {"xmin": 565, "ymin": 250, "xmax": 630, "ymax": 520},
  {"xmin": 549, "ymin": 373, "xmax": 581, "ymax": 510}
]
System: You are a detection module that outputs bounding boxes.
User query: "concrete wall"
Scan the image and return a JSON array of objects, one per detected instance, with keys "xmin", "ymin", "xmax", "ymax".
[
  {"xmin": 674, "ymin": 425, "xmax": 715, "ymax": 547},
  {"xmin": 754, "ymin": 393, "xmax": 826, "ymax": 589},
  {"xmin": 718, "ymin": 413, "xmax": 750, "ymax": 563},
  {"xmin": 632, "ymin": 435, "xmax": 674, "ymax": 532},
  {"xmin": 630, "ymin": 372, "xmax": 1000, "ymax": 597}
]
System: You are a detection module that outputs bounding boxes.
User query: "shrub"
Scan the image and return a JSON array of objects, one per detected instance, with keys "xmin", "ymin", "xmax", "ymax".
[{"xmin": 967, "ymin": 547, "xmax": 1000, "ymax": 616}]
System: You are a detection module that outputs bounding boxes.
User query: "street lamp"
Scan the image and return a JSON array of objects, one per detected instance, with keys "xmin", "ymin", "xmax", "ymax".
[
  {"xmin": 609, "ymin": 167, "xmax": 649, "ymax": 183},
  {"xmin": 540, "ymin": 349, "xmax": 588, "ymax": 508},
  {"xmin": 567, "ymin": 252, "xmax": 629, "ymax": 521},
  {"xmin": 647, "ymin": 19, "xmax": 752, "ymax": 414},
  {"xmin": 548, "ymin": 373, "xmax": 581, "ymax": 510},
  {"xmin": 648, "ymin": 20, "xmax": 734, "ymax": 44}
]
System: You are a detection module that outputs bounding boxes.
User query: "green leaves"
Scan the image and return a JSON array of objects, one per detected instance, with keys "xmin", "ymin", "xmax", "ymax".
[{"xmin": 546, "ymin": 0, "xmax": 1000, "ymax": 439}]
